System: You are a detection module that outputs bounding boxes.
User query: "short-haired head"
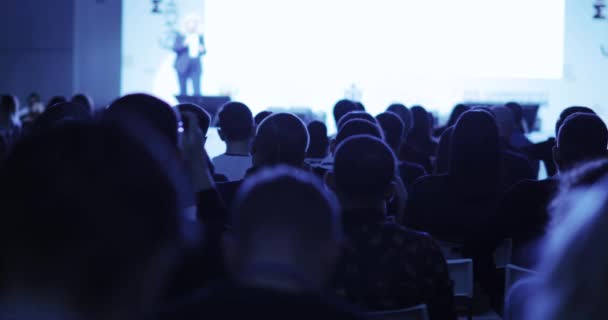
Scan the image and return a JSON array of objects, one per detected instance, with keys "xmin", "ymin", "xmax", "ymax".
[
  {"xmin": 31, "ymin": 102, "xmax": 93, "ymax": 134},
  {"xmin": 106, "ymin": 94, "xmax": 180, "ymax": 148},
  {"xmin": 217, "ymin": 101, "xmax": 254, "ymax": 142},
  {"xmin": 253, "ymin": 113, "xmax": 309, "ymax": 167},
  {"xmin": 337, "ymin": 111, "xmax": 377, "ymax": 130},
  {"xmin": 177, "ymin": 103, "xmax": 211, "ymax": 136},
  {"xmin": 307, "ymin": 120, "xmax": 329, "ymax": 159},
  {"xmin": 556, "ymin": 106, "xmax": 596, "ymax": 136},
  {"xmin": 46, "ymin": 96, "xmax": 67, "ymax": 110},
  {"xmin": 333, "ymin": 99, "xmax": 358, "ymax": 126},
  {"xmin": 334, "ymin": 119, "xmax": 384, "ymax": 150},
  {"xmin": 71, "ymin": 94, "xmax": 94, "ymax": 115},
  {"xmin": 447, "ymin": 104, "xmax": 470, "ymax": 127},
  {"xmin": 0, "ymin": 94, "xmax": 19, "ymax": 118},
  {"xmin": 387, "ymin": 103, "xmax": 413, "ymax": 137},
  {"xmin": 376, "ymin": 111, "xmax": 405, "ymax": 152},
  {"xmin": 254, "ymin": 110, "xmax": 273, "ymax": 126},
  {"xmin": 227, "ymin": 166, "xmax": 341, "ymax": 288},
  {"xmin": 333, "ymin": 135, "xmax": 396, "ymax": 203},
  {"xmin": 555, "ymin": 113, "xmax": 608, "ymax": 171}
]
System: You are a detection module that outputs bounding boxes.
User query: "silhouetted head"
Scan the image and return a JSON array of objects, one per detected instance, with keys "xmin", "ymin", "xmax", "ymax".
[
  {"xmin": 376, "ymin": 111, "xmax": 405, "ymax": 152},
  {"xmin": 252, "ymin": 113, "xmax": 309, "ymax": 167},
  {"xmin": 333, "ymin": 99, "xmax": 358, "ymax": 126},
  {"xmin": 226, "ymin": 166, "xmax": 341, "ymax": 291},
  {"xmin": 0, "ymin": 95, "xmax": 19, "ymax": 126},
  {"xmin": 555, "ymin": 106, "xmax": 596, "ymax": 136},
  {"xmin": 71, "ymin": 94, "xmax": 94, "ymax": 115},
  {"xmin": 217, "ymin": 102, "xmax": 254, "ymax": 143},
  {"xmin": 0, "ymin": 122, "xmax": 184, "ymax": 319},
  {"xmin": 492, "ymin": 106, "xmax": 516, "ymax": 140},
  {"xmin": 337, "ymin": 111, "xmax": 377, "ymax": 130},
  {"xmin": 331, "ymin": 135, "xmax": 396, "ymax": 207},
  {"xmin": 450, "ymin": 110, "xmax": 501, "ymax": 193},
  {"xmin": 254, "ymin": 110, "xmax": 273, "ymax": 127},
  {"xmin": 528, "ymin": 175, "xmax": 608, "ymax": 320},
  {"xmin": 177, "ymin": 103, "xmax": 211, "ymax": 136},
  {"xmin": 387, "ymin": 103, "xmax": 413, "ymax": 138},
  {"xmin": 334, "ymin": 119, "xmax": 384, "ymax": 152},
  {"xmin": 307, "ymin": 120, "xmax": 329, "ymax": 159},
  {"xmin": 106, "ymin": 94, "xmax": 180, "ymax": 148},
  {"xmin": 355, "ymin": 101, "xmax": 366, "ymax": 111},
  {"xmin": 447, "ymin": 104, "xmax": 470, "ymax": 127},
  {"xmin": 410, "ymin": 105, "xmax": 432, "ymax": 141},
  {"xmin": 435, "ymin": 126, "xmax": 454, "ymax": 175},
  {"xmin": 31, "ymin": 102, "xmax": 93, "ymax": 134},
  {"xmin": 554, "ymin": 113, "xmax": 608, "ymax": 171},
  {"xmin": 46, "ymin": 96, "xmax": 67, "ymax": 110}
]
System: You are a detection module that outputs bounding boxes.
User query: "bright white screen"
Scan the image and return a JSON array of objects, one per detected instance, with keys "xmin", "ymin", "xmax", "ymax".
[
  {"xmin": 203, "ymin": 0, "xmax": 564, "ymax": 113},
  {"xmin": 122, "ymin": 0, "xmax": 565, "ymax": 123}
]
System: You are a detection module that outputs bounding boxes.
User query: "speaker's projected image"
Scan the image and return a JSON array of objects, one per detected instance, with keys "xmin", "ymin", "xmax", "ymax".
[{"xmin": 122, "ymin": 0, "xmax": 564, "ymax": 116}]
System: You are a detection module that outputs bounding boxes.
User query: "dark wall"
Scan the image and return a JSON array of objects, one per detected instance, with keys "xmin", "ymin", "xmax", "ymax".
[
  {"xmin": 74, "ymin": 0, "xmax": 122, "ymax": 108},
  {"xmin": 0, "ymin": 0, "xmax": 122, "ymax": 108},
  {"xmin": 0, "ymin": 0, "xmax": 75, "ymax": 103}
]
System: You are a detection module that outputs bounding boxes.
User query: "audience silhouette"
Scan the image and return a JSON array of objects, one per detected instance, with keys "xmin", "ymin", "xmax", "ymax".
[{"xmin": 1, "ymin": 87, "xmax": 607, "ymax": 320}]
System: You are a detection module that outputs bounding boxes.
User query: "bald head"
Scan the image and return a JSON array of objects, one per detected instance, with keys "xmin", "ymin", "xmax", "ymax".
[{"xmin": 556, "ymin": 113, "xmax": 608, "ymax": 170}]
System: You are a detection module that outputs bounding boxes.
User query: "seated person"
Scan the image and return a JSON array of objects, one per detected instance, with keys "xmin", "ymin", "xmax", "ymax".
[
  {"xmin": 177, "ymin": 103, "xmax": 228, "ymax": 182},
  {"xmin": 212, "ymin": 102, "xmax": 254, "ymax": 181},
  {"xmin": 376, "ymin": 111, "xmax": 427, "ymax": 188},
  {"xmin": 495, "ymin": 112, "xmax": 608, "ymax": 267},
  {"xmin": 0, "ymin": 121, "xmax": 185, "ymax": 320},
  {"xmin": 328, "ymin": 135, "xmax": 455, "ymax": 320},
  {"xmin": 157, "ymin": 166, "xmax": 363, "ymax": 320},
  {"xmin": 387, "ymin": 104, "xmax": 433, "ymax": 172},
  {"xmin": 306, "ymin": 120, "xmax": 330, "ymax": 166},
  {"xmin": 523, "ymin": 106, "xmax": 596, "ymax": 177},
  {"xmin": 217, "ymin": 113, "xmax": 310, "ymax": 208}
]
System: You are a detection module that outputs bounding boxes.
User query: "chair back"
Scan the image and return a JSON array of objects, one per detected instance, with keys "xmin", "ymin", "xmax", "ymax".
[{"xmin": 447, "ymin": 259, "xmax": 474, "ymax": 298}]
